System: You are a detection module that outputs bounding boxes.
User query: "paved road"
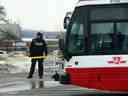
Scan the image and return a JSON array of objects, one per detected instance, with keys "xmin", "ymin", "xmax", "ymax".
[{"xmin": 0, "ymin": 73, "xmax": 112, "ymax": 96}]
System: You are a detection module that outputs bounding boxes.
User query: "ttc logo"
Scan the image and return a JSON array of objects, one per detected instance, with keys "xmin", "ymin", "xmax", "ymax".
[{"xmin": 108, "ymin": 56, "xmax": 126, "ymax": 64}]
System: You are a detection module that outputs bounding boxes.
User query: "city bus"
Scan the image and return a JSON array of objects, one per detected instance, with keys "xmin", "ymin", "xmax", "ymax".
[{"xmin": 61, "ymin": 1, "xmax": 128, "ymax": 92}]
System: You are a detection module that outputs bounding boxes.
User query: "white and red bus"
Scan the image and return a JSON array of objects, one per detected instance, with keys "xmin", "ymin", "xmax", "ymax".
[{"xmin": 61, "ymin": 1, "xmax": 128, "ymax": 92}]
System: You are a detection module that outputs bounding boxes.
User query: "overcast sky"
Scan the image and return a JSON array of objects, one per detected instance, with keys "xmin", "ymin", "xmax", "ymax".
[
  {"xmin": 0, "ymin": 0, "xmax": 77, "ymax": 31},
  {"xmin": 1, "ymin": 0, "xmax": 128, "ymax": 31}
]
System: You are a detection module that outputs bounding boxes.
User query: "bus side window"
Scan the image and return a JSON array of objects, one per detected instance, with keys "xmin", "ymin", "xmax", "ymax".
[
  {"xmin": 117, "ymin": 32, "xmax": 125, "ymax": 49},
  {"xmin": 109, "ymin": 32, "xmax": 125, "ymax": 50},
  {"xmin": 91, "ymin": 23, "xmax": 114, "ymax": 51},
  {"xmin": 117, "ymin": 23, "xmax": 128, "ymax": 50}
]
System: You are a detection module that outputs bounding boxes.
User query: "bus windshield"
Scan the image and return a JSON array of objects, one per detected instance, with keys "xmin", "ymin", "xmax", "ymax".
[
  {"xmin": 66, "ymin": 9, "xmax": 85, "ymax": 54},
  {"xmin": 66, "ymin": 4, "xmax": 128, "ymax": 56}
]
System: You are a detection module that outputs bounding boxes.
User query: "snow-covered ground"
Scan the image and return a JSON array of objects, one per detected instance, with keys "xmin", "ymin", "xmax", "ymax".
[{"xmin": 0, "ymin": 54, "xmax": 31, "ymax": 73}]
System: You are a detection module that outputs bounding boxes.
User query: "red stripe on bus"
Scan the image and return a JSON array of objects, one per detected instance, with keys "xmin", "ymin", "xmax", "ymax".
[{"xmin": 66, "ymin": 67, "xmax": 128, "ymax": 92}]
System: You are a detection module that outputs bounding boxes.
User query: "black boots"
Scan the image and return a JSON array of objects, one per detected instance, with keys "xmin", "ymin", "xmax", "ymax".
[{"xmin": 27, "ymin": 75, "xmax": 33, "ymax": 79}]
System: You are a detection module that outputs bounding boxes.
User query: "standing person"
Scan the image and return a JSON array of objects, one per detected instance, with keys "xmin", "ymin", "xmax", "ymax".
[{"xmin": 27, "ymin": 32, "xmax": 47, "ymax": 79}]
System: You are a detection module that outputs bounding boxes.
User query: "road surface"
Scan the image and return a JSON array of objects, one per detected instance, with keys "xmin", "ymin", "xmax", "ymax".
[{"xmin": 0, "ymin": 73, "xmax": 118, "ymax": 96}]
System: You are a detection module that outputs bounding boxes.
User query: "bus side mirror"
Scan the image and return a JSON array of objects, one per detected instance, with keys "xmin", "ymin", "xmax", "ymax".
[{"xmin": 63, "ymin": 17, "xmax": 70, "ymax": 29}]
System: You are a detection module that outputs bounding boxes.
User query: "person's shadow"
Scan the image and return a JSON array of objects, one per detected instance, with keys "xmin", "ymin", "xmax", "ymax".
[{"xmin": 30, "ymin": 80, "xmax": 44, "ymax": 89}]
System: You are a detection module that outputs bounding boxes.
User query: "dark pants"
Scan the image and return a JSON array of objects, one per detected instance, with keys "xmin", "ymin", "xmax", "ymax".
[{"xmin": 28, "ymin": 58, "xmax": 44, "ymax": 78}]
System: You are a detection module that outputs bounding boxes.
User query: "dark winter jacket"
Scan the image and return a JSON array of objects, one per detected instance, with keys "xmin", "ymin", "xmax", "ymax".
[{"xmin": 29, "ymin": 38, "xmax": 47, "ymax": 57}]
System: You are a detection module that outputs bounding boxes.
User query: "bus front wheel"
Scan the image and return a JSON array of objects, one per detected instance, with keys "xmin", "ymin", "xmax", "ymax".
[{"xmin": 59, "ymin": 73, "xmax": 70, "ymax": 84}]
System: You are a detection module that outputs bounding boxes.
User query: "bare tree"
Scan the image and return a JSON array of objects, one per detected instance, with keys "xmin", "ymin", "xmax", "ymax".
[
  {"xmin": 2, "ymin": 29, "xmax": 17, "ymax": 52},
  {"xmin": 0, "ymin": 5, "xmax": 17, "ymax": 52},
  {"xmin": 0, "ymin": 5, "xmax": 8, "ymax": 23},
  {"xmin": 2, "ymin": 30, "xmax": 17, "ymax": 40},
  {"xmin": 0, "ymin": 6, "xmax": 5, "ymax": 16}
]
